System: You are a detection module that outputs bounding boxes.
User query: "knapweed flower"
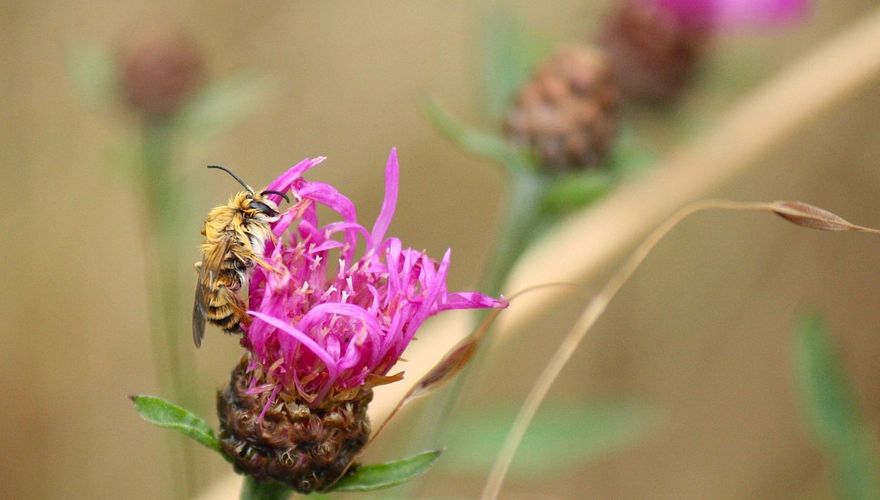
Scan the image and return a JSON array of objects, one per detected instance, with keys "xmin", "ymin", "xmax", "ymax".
[
  {"xmin": 602, "ymin": 0, "xmax": 809, "ymax": 102},
  {"xmin": 217, "ymin": 149, "xmax": 507, "ymax": 492}
]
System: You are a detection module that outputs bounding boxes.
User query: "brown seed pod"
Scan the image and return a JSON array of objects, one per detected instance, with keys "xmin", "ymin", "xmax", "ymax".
[
  {"xmin": 504, "ymin": 44, "xmax": 619, "ymax": 171},
  {"xmin": 217, "ymin": 358, "xmax": 372, "ymax": 493}
]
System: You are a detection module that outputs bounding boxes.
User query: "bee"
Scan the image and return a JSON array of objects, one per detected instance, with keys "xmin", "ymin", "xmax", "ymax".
[{"xmin": 192, "ymin": 165, "xmax": 290, "ymax": 347}]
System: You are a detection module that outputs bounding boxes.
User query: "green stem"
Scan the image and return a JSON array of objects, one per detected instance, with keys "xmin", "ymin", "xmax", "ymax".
[
  {"xmin": 139, "ymin": 119, "xmax": 200, "ymax": 498},
  {"xmin": 482, "ymin": 170, "xmax": 547, "ymax": 296},
  {"xmin": 240, "ymin": 477, "xmax": 292, "ymax": 500},
  {"xmin": 411, "ymin": 166, "xmax": 547, "ymax": 479}
]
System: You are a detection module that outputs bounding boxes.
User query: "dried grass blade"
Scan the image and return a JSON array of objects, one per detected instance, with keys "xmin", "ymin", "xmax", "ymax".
[
  {"xmin": 368, "ymin": 310, "xmax": 502, "ymax": 446},
  {"xmin": 480, "ymin": 199, "xmax": 880, "ymax": 500}
]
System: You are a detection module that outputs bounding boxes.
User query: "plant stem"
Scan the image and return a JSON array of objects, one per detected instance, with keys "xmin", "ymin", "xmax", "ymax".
[
  {"xmin": 141, "ymin": 121, "xmax": 194, "ymax": 404},
  {"xmin": 240, "ymin": 477, "xmax": 292, "ymax": 500},
  {"xmin": 482, "ymin": 170, "xmax": 547, "ymax": 296},
  {"xmin": 414, "ymin": 168, "xmax": 547, "ymax": 462},
  {"xmin": 139, "ymin": 119, "xmax": 200, "ymax": 498}
]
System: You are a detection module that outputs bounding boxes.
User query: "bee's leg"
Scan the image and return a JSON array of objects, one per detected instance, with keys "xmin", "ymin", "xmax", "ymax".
[
  {"xmin": 220, "ymin": 287, "xmax": 249, "ymax": 333},
  {"xmin": 252, "ymin": 255, "xmax": 282, "ymax": 274},
  {"xmin": 194, "ymin": 261, "xmax": 202, "ymax": 272}
]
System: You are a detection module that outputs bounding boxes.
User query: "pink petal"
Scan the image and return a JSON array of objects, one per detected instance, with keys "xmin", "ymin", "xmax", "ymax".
[
  {"xmin": 369, "ymin": 148, "xmax": 399, "ymax": 250},
  {"xmin": 248, "ymin": 311, "xmax": 339, "ymax": 375},
  {"xmin": 298, "ymin": 182, "xmax": 357, "ymax": 223},
  {"xmin": 656, "ymin": 0, "xmax": 809, "ymax": 29},
  {"xmin": 263, "ymin": 156, "xmax": 326, "ymax": 203}
]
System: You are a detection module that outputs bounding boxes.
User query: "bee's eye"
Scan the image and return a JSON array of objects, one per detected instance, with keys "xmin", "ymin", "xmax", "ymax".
[{"xmin": 250, "ymin": 201, "xmax": 278, "ymax": 216}]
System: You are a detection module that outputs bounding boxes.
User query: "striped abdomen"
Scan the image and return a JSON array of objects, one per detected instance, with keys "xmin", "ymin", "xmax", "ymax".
[{"xmin": 206, "ymin": 254, "xmax": 250, "ymax": 333}]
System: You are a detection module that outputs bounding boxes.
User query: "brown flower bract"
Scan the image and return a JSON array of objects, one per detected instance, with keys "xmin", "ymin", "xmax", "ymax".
[{"xmin": 217, "ymin": 358, "xmax": 372, "ymax": 493}]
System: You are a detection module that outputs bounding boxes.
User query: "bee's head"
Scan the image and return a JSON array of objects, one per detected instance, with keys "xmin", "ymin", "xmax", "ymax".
[
  {"xmin": 208, "ymin": 164, "xmax": 290, "ymax": 219},
  {"xmin": 244, "ymin": 191, "xmax": 287, "ymax": 218}
]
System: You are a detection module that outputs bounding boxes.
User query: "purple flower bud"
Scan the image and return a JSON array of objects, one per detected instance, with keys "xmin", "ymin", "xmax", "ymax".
[
  {"xmin": 656, "ymin": 0, "xmax": 810, "ymax": 30},
  {"xmin": 601, "ymin": 0, "xmax": 809, "ymax": 102}
]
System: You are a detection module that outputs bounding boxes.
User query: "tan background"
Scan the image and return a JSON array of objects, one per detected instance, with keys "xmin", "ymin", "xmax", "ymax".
[{"xmin": 2, "ymin": 1, "xmax": 879, "ymax": 498}]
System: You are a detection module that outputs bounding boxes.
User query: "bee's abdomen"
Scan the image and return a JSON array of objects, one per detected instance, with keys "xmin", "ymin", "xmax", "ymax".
[
  {"xmin": 209, "ymin": 308, "xmax": 244, "ymax": 333},
  {"xmin": 207, "ymin": 258, "xmax": 249, "ymax": 333},
  {"xmin": 207, "ymin": 290, "xmax": 246, "ymax": 333}
]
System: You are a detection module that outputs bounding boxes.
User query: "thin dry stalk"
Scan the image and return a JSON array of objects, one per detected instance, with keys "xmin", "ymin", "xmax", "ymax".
[
  {"xmin": 480, "ymin": 200, "xmax": 880, "ymax": 499},
  {"xmin": 368, "ymin": 282, "xmax": 587, "ymax": 446}
]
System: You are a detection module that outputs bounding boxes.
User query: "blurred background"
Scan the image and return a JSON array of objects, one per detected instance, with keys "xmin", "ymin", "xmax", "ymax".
[{"xmin": 2, "ymin": 0, "xmax": 880, "ymax": 498}]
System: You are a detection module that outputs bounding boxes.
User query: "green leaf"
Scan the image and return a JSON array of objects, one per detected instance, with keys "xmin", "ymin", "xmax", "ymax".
[
  {"xmin": 65, "ymin": 40, "xmax": 118, "ymax": 105},
  {"xmin": 536, "ymin": 127, "xmax": 655, "ymax": 215},
  {"xmin": 425, "ymin": 98, "xmax": 531, "ymax": 173},
  {"xmin": 540, "ymin": 171, "xmax": 616, "ymax": 215},
  {"xmin": 794, "ymin": 313, "xmax": 880, "ymax": 500},
  {"xmin": 481, "ymin": 5, "xmax": 553, "ymax": 118},
  {"xmin": 605, "ymin": 127, "xmax": 657, "ymax": 176},
  {"xmin": 129, "ymin": 395, "xmax": 221, "ymax": 453},
  {"xmin": 443, "ymin": 401, "xmax": 659, "ymax": 475},
  {"xmin": 330, "ymin": 450, "xmax": 442, "ymax": 492},
  {"xmin": 175, "ymin": 72, "xmax": 269, "ymax": 137}
]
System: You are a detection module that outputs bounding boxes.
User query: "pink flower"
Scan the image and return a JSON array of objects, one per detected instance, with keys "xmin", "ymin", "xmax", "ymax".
[
  {"xmin": 654, "ymin": 0, "xmax": 809, "ymax": 30},
  {"xmin": 243, "ymin": 149, "xmax": 507, "ymax": 407}
]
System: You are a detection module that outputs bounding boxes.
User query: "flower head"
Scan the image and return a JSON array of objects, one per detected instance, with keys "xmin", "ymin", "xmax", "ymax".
[{"xmin": 242, "ymin": 149, "xmax": 507, "ymax": 408}]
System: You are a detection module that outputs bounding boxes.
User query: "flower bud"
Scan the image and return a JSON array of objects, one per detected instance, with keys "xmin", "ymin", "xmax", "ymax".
[
  {"xmin": 117, "ymin": 27, "xmax": 205, "ymax": 119},
  {"xmin": 217, "ymin": 358, "xmax": 372, "ymax": 493},
  {"xmin": 504, "ymin": 45, "xmax": 619, "ymax": 172},
  {"xmin": 601, "ymin": 0, "xmax": 711, "ymax": 103}
]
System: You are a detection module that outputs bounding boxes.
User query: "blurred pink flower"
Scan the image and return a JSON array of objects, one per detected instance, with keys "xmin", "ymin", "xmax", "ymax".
[
  {"xmin": 243, "ymin": 149, "xmax": 507, "ymax": 408},
  {"xmin": 655, "ymin": 0, "xmax": 810, "ymax": 30}
]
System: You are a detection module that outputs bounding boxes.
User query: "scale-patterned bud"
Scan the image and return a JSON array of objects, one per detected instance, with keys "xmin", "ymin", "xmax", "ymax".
[
  {"xmin": 504, "ymin": 45, "xmax": 619, "ymax": 171},
  {"xmin": 217, "ymin": 359, "xmax": 372, "ymax": 493}
]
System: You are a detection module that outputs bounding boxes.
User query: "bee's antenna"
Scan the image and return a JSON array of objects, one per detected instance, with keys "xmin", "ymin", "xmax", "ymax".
[
  {"xmin": 208, "ymin": 165, "xmax": 254, "ymax": 194},
  {"xmin": 261, "ymin": 190, "xmax": 290, "ymax": 203}
]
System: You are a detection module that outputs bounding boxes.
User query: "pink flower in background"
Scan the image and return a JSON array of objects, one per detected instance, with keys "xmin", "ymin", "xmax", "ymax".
[
  {"xmin": 655, "ymin": 0, "xmax": 810, "ymax": 30},
  {"xmin": 603, "ymin": 0, "xmax": 810, "ymax": 101},
  {"xmin": 243, "ymin": 149, "xmax": 507, "ymax": 408}
]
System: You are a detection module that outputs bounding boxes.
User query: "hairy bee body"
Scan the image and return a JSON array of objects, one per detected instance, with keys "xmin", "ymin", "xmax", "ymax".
[{"xmin": 193, "ymin": 187, "xmax": 283, "ymax": 347}]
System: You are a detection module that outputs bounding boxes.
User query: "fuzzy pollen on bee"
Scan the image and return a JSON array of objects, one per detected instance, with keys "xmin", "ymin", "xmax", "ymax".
[{"xmin": 192, "ymin": 165, "xmax": 290, "ymax": 347}]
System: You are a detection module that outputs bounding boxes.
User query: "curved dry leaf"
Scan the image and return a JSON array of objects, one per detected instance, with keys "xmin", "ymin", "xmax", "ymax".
[{"xmin": 368, "ymin": 310, "xmax": 502, "ymax": 444}]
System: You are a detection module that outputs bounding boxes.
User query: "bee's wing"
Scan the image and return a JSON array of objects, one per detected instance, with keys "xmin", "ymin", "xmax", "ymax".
[{"xmin": 192, "ymin": 235, "xmax": 234, "ymax": 347}]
